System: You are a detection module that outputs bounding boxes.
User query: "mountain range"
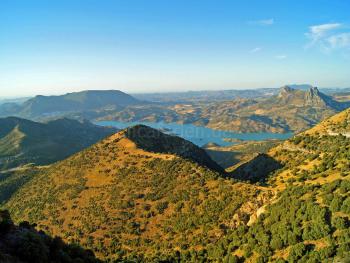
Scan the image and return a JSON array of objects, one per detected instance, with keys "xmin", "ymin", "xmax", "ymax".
[
  {"xmin": 132, "ymin": 84, "xmax": 350, "ymax": 103},
  {"xmin": 0, "ymin": 90, "xmax": 141, "ymax": 119},
  {"xmin": 1, "ymin": 86, "xmax": 349, "ymax": 134},
  {"xmin": 103, "ymin": 86, "xmax": 350, "ymax": 133}
]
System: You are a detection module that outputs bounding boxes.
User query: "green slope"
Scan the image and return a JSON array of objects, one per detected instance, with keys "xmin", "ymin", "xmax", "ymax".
[{"xmin": 0, "ymin": 117, "xmax": 117, "ymax": 169}]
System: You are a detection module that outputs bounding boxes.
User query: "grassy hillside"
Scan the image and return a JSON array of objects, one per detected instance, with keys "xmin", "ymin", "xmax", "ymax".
[
  {"xmin": 3, "ymin": 126, "xmax": 270, "ymax": 261},
  {"xmin": 220, "ymin": 108, "xmax": 350, "ymax": 261},
  {"xmin": 0, "ymin": 117, "xmax": 116, "ymax": 169},
  {"xmin": 3, "ymin": 108, "xmax": 350, "ymax": 262}
]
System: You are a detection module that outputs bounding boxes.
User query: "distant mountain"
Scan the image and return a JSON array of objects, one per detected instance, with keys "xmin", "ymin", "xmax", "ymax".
[
  {"xmin": 0, "ymin": 103, "xmax": 22, "ymax": 117},
  {"xmin": 0, "ymin": 97, "xmax": 31, "ymax": 105},
  {"xmin": 0, "ymin": 90, "xmax": 141, "ymax": 119},
  {"xmin": 4, "ymin": 125, "xmax": 268, "ymax": 261},
  {"xmin": 0, "ymin": 117, "xmax": 117, "ymax": 169},
  {"xmin": 133, "ymin": 88, "xmax": 279, "ymax": 103},
  {"xmin": 286, "ymin": 84, "xmax": 314, "ymax": 91},
  {"xmin": 133, "ymin": 85, "xmax": 350, "ymax": 103}
]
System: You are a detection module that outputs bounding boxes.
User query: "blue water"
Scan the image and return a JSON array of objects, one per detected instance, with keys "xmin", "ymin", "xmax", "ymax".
[{"xmin": 96, "ymin": 121, "xmax": 292, "ymax": 147}]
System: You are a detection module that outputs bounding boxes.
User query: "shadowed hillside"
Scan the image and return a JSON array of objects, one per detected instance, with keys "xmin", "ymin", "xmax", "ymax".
[
  {"xmin": 0, "ymin": 210, "xmax": 101, "ymax": 263},
  {"xmin": 230, "ymin": 153, "xmax": 282, "ymax": 183},
  {"xmin": 0, "ymin": 117, "xmax": 117, "ymax": 169},
  {"xmin": 125, "ymin": 125, "xmax": 224, "ymax": 172}
]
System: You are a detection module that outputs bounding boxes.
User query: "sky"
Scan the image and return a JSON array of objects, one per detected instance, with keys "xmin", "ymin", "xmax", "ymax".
[{"xmin": 1, "ymin": 0, "xmax": 350, "ymax": 97}]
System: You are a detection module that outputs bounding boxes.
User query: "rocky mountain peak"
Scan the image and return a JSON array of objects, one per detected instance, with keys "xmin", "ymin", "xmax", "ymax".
[{"xmin": 278, "ymin": 85, "xmax": 294, "ymax": 96}]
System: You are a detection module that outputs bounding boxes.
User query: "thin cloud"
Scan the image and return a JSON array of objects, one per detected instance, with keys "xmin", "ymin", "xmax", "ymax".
[
  {"xmin": 249, "ymin": 18, "xmax": 274, "ymax": 26},
  {"xmin": 307, "ymin": 23, "xmax": 342, "ymax": 42},
  {"xmin": 275, "ymin": 55, "xmax": 287, "ymax": 60},
  {"xmin": 250, "ymin": 47, "xmax": 262, "ymax": 53},
  {"xmin": 305, "ymin": 23, "xmax": 343, "ymax": 49},
  {"xmin": 327, "ymin": 33, "xmax": 350, "ymax": 49}
]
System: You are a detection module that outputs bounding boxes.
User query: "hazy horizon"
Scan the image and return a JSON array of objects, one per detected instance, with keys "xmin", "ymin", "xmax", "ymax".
[
  {"xmin": 1, "ymin": 0, "xmax": 350, "ymax": 97},
  {"xmin": 1, "ymin": 83, "xmax": 350, "ymax": 100}
]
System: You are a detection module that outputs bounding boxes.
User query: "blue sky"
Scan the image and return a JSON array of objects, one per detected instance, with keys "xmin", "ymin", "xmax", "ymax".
[{"xmin": 1, "ymin": 0, "xmax": 350, "ymax": 97}]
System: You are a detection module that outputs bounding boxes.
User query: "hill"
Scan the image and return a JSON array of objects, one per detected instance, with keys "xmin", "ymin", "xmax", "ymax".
[
  {"xmin": 217, "ymin": 108, "xmax": 350, "ymax": 262},
  {"xmin": 0, "ymin": 210, "xmax": 101, "ymax": 263},
  {"xmin": 124, "ymin": 125, "xmax": 223, "ymax": 172},
  {"xmin": 229, "ymin": 108, "xmax": 350, "ymax": 186},
  {"xmin": 0, "ymin": 90, "xmax": 141, "ymax": 119},
  {"xmin": 0, "ymin": 117, "xmax": 116, "ymax": 169},
  {"xmin": 3, "ymin": 125, "xmax": 270, "ymax": 261},
  {"xmin": 305, "ymin": 108, "xmax": 350, "ymax": 136}
]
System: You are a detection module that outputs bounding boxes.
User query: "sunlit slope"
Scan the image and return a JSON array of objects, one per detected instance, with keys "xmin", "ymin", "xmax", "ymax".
[
  {"xmin": 216, "ymin": 108, "xmax": 350, "ymax": 262},
  {"xmin": 5, "ymin": 125, "xmax": 271, "ymax": 261},
  {"xmin": 266, "ymin": 108, "xmax": 350, "ymax": 189}
]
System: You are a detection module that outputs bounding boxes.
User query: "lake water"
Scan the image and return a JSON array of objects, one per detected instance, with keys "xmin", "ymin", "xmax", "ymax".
[{"xmin": 96, "ymin": 121, "xmax": 293, "ymax": 147}]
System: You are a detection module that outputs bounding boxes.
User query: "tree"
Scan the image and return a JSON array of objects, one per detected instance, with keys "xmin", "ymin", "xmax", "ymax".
[{"xmin": 287, "ymin": 243, "xmax": 306, "ymax": 263}]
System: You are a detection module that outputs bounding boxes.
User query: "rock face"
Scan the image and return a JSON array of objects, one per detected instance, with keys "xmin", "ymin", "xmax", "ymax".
[
  {"xmin": 278, "ymin": 85, "xmax": 347, "ymax": 110},
  {"xmin": 305, "ymin": 87, "xmax": 326, "ymax": 106},
  {"xmin": 278, "ymin": 85, "xmax": 295, "ymax": 97}
]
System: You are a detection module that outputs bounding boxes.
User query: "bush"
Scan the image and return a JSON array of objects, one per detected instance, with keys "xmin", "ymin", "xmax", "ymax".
[{"xmin": 155, "ymin": 201, "xmax": 169, "ymax": 214}]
